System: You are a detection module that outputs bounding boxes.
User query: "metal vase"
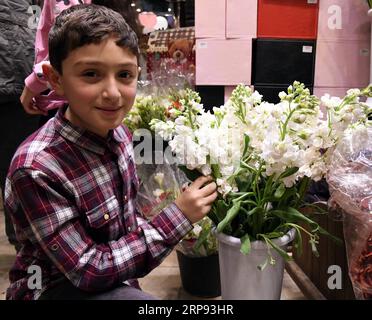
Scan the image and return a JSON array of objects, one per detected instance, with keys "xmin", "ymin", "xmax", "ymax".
[{"xmin": 216, "ymin": 228, "xmax": 296, "ymax": 300}]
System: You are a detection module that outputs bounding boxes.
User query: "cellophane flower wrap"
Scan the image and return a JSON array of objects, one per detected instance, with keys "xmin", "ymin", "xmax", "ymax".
[
  {"xmin": 327, "ymin": 126, "xmax": 372, "ymax": 300},
  {"xmin": 135, "ymin": 162, "xmax": 218, "ymax": 257},
  {"xmin": 152, "ymin": 82, "xmax": 371, "ymax": 268}
]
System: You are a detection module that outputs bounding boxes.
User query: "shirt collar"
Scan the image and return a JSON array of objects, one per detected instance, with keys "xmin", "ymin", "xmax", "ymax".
[{"xmin": 54, "ymin": 105, "xmax": 126, "ymax": 155}]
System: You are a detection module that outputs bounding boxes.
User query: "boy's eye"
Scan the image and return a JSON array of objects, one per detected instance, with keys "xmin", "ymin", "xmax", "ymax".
[
  {"xmin": 82, "ymin": 71, "xmax": 98, "ymax": 77},
  {"xmin": 119, "ymin": 71, "xmax": 132, "ymax": 79}
]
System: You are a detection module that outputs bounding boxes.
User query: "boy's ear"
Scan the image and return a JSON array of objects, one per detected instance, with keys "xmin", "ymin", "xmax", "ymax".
[{"xmin": 41, "ymin": 63, "xmax": 65, "ymax": 96}]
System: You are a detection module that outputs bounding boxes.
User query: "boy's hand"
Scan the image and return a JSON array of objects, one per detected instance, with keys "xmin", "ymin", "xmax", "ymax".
[{"xmin": 175, "ymin": 176, "xmax": 218, "ymax": 224}]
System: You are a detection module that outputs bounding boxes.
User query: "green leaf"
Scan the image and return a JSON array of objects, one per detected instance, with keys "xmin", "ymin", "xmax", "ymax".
[
  {"xmin": 240, "ymin": 160, "xmax": 257, "ymax": 173},
  {"xmin": 194, "ymin": 225, "xmax": 212, "ymax": 252},
  {"xmin": 260, "ymin": 235, "xmax": 292, "ymax": 261},
  {"xmin": 213, "ymin": 200, "xmax": 230, "ymax": 222},
  {"xmin": 240, "ymin": 234, "xmax": 251, "ymax": 255},
  {"xmin": 211, "ymin": 164, "xmax": 222, "ymax": 179},
  {"xmin": 279, "ymin": 167, "xmax": 299, "ymax": 179},
  {"xmin": 293, "ymin": 227, "xmax": 303, "ymax": 257},
  {"xmin": 263, "ymin": 231, "xmax": 285, "ymax": 239},
  {"xmin": 271, "ymin": 207, "xmax": 319, "ymax": 230},
  {"xmin": 235, "ymin": 174, "xmax": 253, "ymax": 193},
  {"xmin": 242, "ymin": 134, "xmax": 250, "ymax": 158},
  {"xmin": 246, "ymin": 206, "xmax": 262, "ymax": 217},
  {"xmin": 217, "ymin": 202, "xmax": 241, "ymax": 233},
  {"xmin": 274, "ymin": 183, "xmax": 286, "ymax": 199}
]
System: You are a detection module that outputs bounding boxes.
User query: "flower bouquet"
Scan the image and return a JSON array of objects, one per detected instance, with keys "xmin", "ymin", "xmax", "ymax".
[
  {"xmin": 152, "ymin": 81, "xmax": 371, "ymax": 299},
  {"xmin": 125, "ymin": 86, "xmax": 219, "ymax": 252},
  {"xmin": 133, "ymin": 157, "xmax": 221, "ymax": 297},
  {"xmin": 327, "ymin": 125, "xmax": 372, "ymax": 300}
]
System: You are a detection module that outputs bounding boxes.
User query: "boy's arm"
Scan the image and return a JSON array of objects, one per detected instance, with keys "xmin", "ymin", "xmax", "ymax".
[
  {"xmin": 24, "ymin": 0, "xmax": 55, "ymax": 94},
  {"xmin": 10, "ymin": 168, "xmax": 192, "ymax": 292}
]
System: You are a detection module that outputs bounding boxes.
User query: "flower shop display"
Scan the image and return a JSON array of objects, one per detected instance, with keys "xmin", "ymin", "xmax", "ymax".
[
  {"xmin": 327, "ymin": 126, "xmax": 372, "ymax": 300},
  {"xmin": 152, "ymin": 81, "xmax": 372, "ymax": 299}
]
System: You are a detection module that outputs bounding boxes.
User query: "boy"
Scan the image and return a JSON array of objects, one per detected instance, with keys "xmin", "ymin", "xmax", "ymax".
[{"xmin": 5, "ymin": 4, "xmax": 217, "ymax": 300}]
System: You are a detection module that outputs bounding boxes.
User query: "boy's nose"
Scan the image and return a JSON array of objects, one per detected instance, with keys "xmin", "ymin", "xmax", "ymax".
[{"xmin": 102, "ymin": 78, "xmax": 121, "ymax": 102}]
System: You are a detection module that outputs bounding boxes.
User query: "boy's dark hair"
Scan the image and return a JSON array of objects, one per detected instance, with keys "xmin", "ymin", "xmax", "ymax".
[
  {"xmin": 92, "ymin": 0, "xmax": 144, "ymax": 40},
  {"xmin": 49, "ymin": 4, "xmax": 139, "ymax": 74}
]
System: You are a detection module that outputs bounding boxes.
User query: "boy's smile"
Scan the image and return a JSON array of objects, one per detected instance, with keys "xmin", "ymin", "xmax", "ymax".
[{"xmin": 49, "ymin": 37, "xmax": 139, "ymax": 137}]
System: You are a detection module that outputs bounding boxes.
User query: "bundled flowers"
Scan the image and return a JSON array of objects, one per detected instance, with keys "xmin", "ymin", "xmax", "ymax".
[
  {"xmin": 124, "ymin": 88, "xmax": 201, "ymax": 135},
  {"xmin": 124, "ymin": 95, "xmax": 167, "ymax": 133},
  {"xmin": 135, "ymin": 163, "xmax": 218, "ymax": 257},
  {"xmin": 327, "ymin": 125, "xmax": 372, "ymax": 299},
  {"xmin": 176, "ymin": 216, "xmax": 218, "ymax": 257},
  {"xmin": 126, "ymin": 87, "xmax": 219, "ymax": 257},
  {"xmin": 152, "ymin": 81, "xmax": 371, "ymax": 267}
]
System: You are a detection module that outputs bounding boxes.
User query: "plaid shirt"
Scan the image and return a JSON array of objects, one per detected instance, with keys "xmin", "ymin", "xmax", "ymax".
[{"xmin": 5, "ymin": 106, "xmax": 192, "ymax": 300}]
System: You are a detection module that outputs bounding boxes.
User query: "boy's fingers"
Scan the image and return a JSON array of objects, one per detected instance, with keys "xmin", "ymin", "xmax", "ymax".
[
  {"xmin": 202, "ymin": 204, "xmax": 212, "ymax": 215},
  {"xmin": 189, "ymin": 175, "xmax": 213, "ymax": 190},
  {"xmin": 200, "ymin": 181, "xmax": 217, "ymax": 197},
  {"xmin": 203, "ymin": 191, "xmax": 218, "ymax": 205}
]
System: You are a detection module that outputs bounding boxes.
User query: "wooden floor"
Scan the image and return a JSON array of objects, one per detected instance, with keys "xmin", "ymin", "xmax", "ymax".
[{"xmin": 0, "ymin": 202, "xmax": 306, "ymax": 300}]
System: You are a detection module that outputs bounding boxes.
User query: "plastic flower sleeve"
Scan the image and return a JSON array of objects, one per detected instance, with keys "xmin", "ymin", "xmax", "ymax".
[
  {"xmin": 327, "ymin": 126, "xmax": 372, "ymax": 300},
  {"xmin": 175, "ymin": 216, "xmax": 218, "ymax": 257},
  {"xmin": 135, "ymin": 160, "xmax": 218, "ymax": 257},
  {"xmin": 135, "ymin": 162, "xmax": 189, "ymax": 219}
]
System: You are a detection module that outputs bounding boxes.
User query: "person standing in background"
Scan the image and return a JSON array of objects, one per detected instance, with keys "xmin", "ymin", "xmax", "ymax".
[
  {"xmin": 20, "ymin": 0, "xmax": 144, "ymax": 119},
  {"xmin": 0, "ymin": 0, "xmax": 40, "ymax": 251}
]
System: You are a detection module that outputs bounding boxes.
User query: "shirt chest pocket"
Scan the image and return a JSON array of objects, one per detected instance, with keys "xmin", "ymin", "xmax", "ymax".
[{"xmin": 85, "ymin": 196, "xmax": 121, "ymax": 230}]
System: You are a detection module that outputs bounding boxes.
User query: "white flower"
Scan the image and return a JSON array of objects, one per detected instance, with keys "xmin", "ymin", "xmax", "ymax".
[
  {"xmin": 346, "ymin": 88, "xmax": 361, "ymax": 96},
  {"xmin": 152, "ymin": 120, "xmax": 175, "ymax": 141},
  {"xmin": 153, "ymin": 188, "xmax": 164, "ymax": 198},
  {"xmin": 192, "ymin": 224, "xmax": 203, "ymax": 237},
  {"xmin": 154, "ymin": 172, "xmax": 164, "ymax": 186},
  {"xmin": 200, "ymin": 164, "xmax": 212, "ymax": 176},
  {"xmin": 278, "ymin": 91, "xmax": 287, "ymax": 100},
  {"xmin": 216, "ymin": 178, "xmax": 236, "ymax": 197}
]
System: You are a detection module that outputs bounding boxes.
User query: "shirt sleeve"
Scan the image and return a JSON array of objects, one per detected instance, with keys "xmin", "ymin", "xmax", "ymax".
[
  {"xmin": 10, "ymin": 167, "xmax": 192, "ymax": 292},
  {"xmin": 25, "ymin": 0, "xmax": 56, "ymax": 94}
]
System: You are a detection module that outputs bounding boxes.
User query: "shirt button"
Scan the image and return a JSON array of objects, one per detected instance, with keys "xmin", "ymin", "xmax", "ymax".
[
  {"xmin": 50, "ymin": 244, "xmax": 59, "ymax": 251},
  {"xmin": 127, "ymin": 226, "xmax": 132, "ymax": 232},
  {"xmin": 103, "ymin": 214, "xmax": 110, "ymax": 220},
  {"xmin": 124, "ymin": 195, "xmax": 128, "ymax": 201}
]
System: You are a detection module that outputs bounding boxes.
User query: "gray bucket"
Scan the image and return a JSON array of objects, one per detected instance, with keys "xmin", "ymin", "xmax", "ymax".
[{"xmin": 216, "ymin": 228, "xmax": 296, "ymax": 300}]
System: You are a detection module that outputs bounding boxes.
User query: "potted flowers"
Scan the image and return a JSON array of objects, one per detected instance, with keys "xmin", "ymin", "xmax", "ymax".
[
  {"xmin": 176, "ymin": 216, "xmax": 221, "ymax": 298},
  {"xmin": 152, "ymin": 81, "xmax": 371, "ymax": 299}
]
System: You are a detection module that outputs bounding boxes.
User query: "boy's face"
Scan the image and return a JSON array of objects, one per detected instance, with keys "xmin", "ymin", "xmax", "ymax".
[{"xmin": 48, "ymin": 37, "xmax": 139, "ymax": 137}]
